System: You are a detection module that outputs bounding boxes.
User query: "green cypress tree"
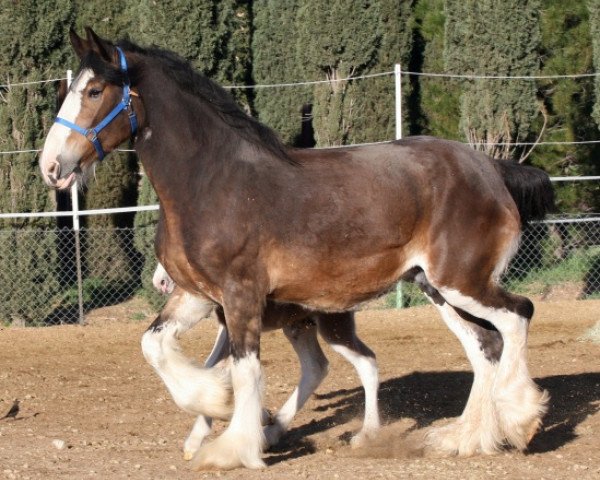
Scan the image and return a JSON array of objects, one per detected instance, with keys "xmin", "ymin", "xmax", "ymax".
[
  {"xmin": 0, "ymin": 0, "xmax": 75, "ymax": 324},
  {"xmin": 296, "ymin": 0, "xmax": 381, "ymax": 146},
  {"xmin": 533, "ymin": 0, "xmax": 599, "ymax": 211},
  {"xmin": 253, "ymin": 1, "xmax": 413, "ymax": 145},
  {"xmin": 252, "ymin": 0, "xmax": 311, "ymax": 144},
  {"xmin": 413, "ymin": 0, "xmax": 461, "ymax": 139},
  {"xmin": 587, "ymin": 0, "xmax": 600, "ymax": 211},
  {"xmin": 346, "ymin": 0, "xmax": 414, "ymax": 144},
  {"xmin": 444, "ymin": 0, "xmax": 541, "ymax": 160},
  {"xmin": 136, "ymin": 0, "xmax": 251, "ymax": 106},
  {"xmin": 591, "ymin": 0, "xmax": 600, "ymax": 128}
]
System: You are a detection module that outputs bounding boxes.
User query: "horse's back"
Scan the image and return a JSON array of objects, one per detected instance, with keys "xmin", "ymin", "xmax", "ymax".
[
  {"xmin": 263, "ymin": 137, "xmax": 519, "ymax": 309},
  {"xmin": 290, "ymin": 136, "xmax": 517, "ymax": 230}
]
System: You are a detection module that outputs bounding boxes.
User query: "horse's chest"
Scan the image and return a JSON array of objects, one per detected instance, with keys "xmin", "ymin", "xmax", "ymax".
[{"xmin": 155, "ymin": 224, "xmax": 223, "ymax": 302}]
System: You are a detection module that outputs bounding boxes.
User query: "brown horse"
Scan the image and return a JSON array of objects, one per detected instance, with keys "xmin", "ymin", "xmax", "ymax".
[
  {"xmin": 52, "ymin": 72, "xmax": 381, "ymax": 461},
  {"xmin": 40, "ymin": 28, "xmax": 554, "ymax": 470}
]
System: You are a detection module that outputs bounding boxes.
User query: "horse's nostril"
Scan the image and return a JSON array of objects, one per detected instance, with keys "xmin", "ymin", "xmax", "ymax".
[{"xmin": 47, "ymin": 161, "xmax": 61, "ymax": 181}]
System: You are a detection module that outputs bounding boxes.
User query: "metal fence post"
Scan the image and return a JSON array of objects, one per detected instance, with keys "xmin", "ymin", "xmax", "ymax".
[
  {"xmin": 66, "ymin": 69, "xmax": 85, "ymax": 325},
  {"xmin": 394, "ymin": 64, "xmax": 404, "ymax": 309}
]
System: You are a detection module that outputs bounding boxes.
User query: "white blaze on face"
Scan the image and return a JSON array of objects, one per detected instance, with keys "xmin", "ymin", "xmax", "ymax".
[{"xmin": 39, "ymin": 69, "xmax": 94, "ymax": 184}]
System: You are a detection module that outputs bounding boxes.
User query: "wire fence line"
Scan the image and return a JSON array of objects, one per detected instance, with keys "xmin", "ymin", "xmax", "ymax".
[
  {"xmin": 4, "ymin": 66, "xmax": 600, "ymax": 91},
  {"xmin": 0, "ymin": 76, "xmax": 68, "ymax": 89},
  {"xmin": 0, "ymin": 214, "xmax": 598, "ymax": 326},
  {"xmin": 3, "ymin": 63, "xmax": 600, "ymax": 156},
  {"xmin": 0, "ymin": 178, "xmax": 597, "ymax": 222},
  {"xmin": 5, "ymin": 141, "xmax": 600, "ymax": 157}
]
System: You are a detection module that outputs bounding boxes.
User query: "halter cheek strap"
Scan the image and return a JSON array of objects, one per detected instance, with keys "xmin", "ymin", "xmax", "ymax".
[{"xmin": 55, "ymin": 47, "xmax": 138, "ymax": 161}]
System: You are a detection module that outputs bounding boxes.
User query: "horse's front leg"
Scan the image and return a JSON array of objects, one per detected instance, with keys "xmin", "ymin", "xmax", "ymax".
[
  {"xmin": 183, "ymin": 324, "xmax": 229, "ymax": 460},
  {"xmin": 141, "ymin": 290, "xmax": 233, "ymax": 423},
  {"xmin": 192, "ymin": 282, "xmax": 266, "ymax": 470}
]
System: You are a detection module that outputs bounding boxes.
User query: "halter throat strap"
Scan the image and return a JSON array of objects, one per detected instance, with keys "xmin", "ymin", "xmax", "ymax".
[{"xmin": 55, "ymin": 47, "xmax": 138, "ymax": 160}]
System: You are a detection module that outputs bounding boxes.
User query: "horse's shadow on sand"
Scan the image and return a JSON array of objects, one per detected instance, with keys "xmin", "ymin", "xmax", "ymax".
[{"xmin": 266, "ymin": 371, "xmax": 600, "ymax": 465}]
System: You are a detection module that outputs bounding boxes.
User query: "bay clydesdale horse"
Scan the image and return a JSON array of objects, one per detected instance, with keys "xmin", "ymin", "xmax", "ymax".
[{"xmin": 40, "ymin": 28, "xmax": 554, "ymax": 470}]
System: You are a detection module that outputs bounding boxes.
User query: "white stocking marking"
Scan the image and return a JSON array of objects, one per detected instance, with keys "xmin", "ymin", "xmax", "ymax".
[
  {"xmin": 425, "ymin": 302, "xmax": 502, "ymax": 455},
  {"xmin": 438, "ymin": 288, "xmax": 547, "ymax": 450},
  {"xmin": 329, "ymin": 344, "xmax": 380, "ymax": 447},
  {"xmin": 265, "ymin": 325, "xmax": 329, "ymax": 446},
  {"xmin": 141, "ymin": 293, "xmax": 232, "ymax": 419},
  {"xmin": 192, "ymin": 352, "xmax": 266, "ymax": 469}
]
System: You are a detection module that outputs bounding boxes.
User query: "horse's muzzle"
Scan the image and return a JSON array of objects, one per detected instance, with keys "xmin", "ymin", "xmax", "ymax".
[{"xmin": 42, "ymin": 160, "xmax": 76, "ymax": 190}]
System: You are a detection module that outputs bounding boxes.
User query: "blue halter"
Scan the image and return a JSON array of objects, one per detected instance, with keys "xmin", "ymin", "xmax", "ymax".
[{"xmin": 55, "ymin": 47, "xmax": 138, "ymax": 161}]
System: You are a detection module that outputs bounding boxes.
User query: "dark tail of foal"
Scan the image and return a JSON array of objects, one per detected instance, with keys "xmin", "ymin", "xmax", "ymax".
[{"xmin": 493, "ymin": 160, "xmax": 555, "ymax": 225}]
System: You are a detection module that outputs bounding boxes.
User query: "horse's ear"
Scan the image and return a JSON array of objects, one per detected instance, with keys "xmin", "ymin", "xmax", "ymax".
[
  {"xmin": 69, "ymin": 28, "xmax": 89, "ymax": 59},
  {"xmin": 84, "ymin": 27, "xmax": 114, "ymax": 62},
  {"xmin": 56, "ymin": 78, "xmax": 68, "ymax": 113}
]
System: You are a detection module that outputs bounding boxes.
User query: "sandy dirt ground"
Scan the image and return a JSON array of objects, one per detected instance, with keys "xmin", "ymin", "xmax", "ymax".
[{"xmin": 0, "ymin": 299, "xmax": 599, "ymax": 479}]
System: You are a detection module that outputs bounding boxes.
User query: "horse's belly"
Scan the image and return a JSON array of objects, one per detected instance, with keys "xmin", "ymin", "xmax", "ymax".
[{"xmin": 267, "ymin": 249, "xmax": 409, "ymax": 311}]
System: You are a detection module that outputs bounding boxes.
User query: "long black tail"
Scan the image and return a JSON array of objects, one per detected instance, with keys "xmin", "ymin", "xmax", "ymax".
[{"xmin": 493, "ymin": 160, "xmax": 556, "ymax": 225}]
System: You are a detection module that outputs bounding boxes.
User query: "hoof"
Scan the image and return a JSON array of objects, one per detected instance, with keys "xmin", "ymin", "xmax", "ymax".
[
  {"xmin": 350, "ymin": 428, "xmax": 379, "ymax": 449},
  {"xmin": 424, "ymin": 421, "xmax": 463, "ymax": 456},
  {"xmin": 263, "ymin": 421, "xmax": 286, "ymax": 449},
  {"xmin": 183, "ymin": 433, "xmax": 206, "ymax": 461},
  {"xmin": 191, "ymin": 431, "xmax": 266, "ymax": 470}
]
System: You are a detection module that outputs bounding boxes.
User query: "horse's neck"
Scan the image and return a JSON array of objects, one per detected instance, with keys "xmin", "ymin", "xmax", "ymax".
[
  {"xmin": 134, "ymin": 75, "xmax": 230, "ymax": 204},
  {"xmin": 133, "ymin": 64, "xmax": 292, "ymax": 223}
]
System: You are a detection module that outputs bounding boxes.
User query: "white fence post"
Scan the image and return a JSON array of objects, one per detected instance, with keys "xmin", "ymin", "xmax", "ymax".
[
  {"xmin": 395, "ymin": 63, "xmax": 402, "ymax": 140},
  {"xmin": 66, "ymin": 69, "xmax": 85, "ymax": 325},
  {"xmin": 394, "ymin": 64, "xmax": 404, "ymax": 309}
]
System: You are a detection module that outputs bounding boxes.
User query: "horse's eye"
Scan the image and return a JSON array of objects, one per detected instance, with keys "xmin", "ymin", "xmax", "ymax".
[{"xmin": 88, "ymin": 88, "xmax": 102, "ymax": 99}]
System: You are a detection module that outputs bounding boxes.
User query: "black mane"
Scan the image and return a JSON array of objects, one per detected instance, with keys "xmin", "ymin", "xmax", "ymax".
[{"xmin": 116, "ymin": 40, "xmax": 294, "ymax": 164}]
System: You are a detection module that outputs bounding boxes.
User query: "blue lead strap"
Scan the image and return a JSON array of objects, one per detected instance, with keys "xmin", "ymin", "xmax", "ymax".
[{"xmin": 54, "ymin": 46, "xmax": 137, "ymax": 161}]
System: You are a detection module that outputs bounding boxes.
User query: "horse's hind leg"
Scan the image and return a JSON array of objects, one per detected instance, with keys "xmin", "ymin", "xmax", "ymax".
[
  {"xmin": 414, "ymin": 271, "xmax": 503, "ymax": 454},
  {"xmin": 414, "ymin": 261, "xmax": 547, "ymax": 454},
  {"xmin": 264, "ymin": 319, "xmax": 330, "ymax": 447},
  {"xmin": 317, "ymin": 312, "xmax": 380, "ymax": 448},
  {"xmin": 438, "ymin": 285, "xmax": 548, "ymax": 451}
]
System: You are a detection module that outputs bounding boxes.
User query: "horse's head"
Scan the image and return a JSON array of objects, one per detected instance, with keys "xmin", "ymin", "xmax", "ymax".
[{"xmin": 40, "ymin": 27, "xmax": 140, "ymax": 189}]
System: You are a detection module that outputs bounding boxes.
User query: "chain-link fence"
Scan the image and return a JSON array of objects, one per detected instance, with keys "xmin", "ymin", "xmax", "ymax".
[{"xmin": 1, "ymin": 215, "xmax": 599, "ymax": 325}]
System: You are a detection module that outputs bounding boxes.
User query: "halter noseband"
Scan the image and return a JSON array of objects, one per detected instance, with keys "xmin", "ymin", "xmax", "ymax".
[{"xmin": 55, "ymin": 47, "xmax": 138, "ymax": 161}]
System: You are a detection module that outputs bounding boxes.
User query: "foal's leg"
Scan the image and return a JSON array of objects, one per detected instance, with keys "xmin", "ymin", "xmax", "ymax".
[
  {"xmin": 263, "ymin": 319, "xmax": 330, "ymax": 447},
  {"xmin": 317, "ymin": 312, "xmax": 380, "ymax": 447}
]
